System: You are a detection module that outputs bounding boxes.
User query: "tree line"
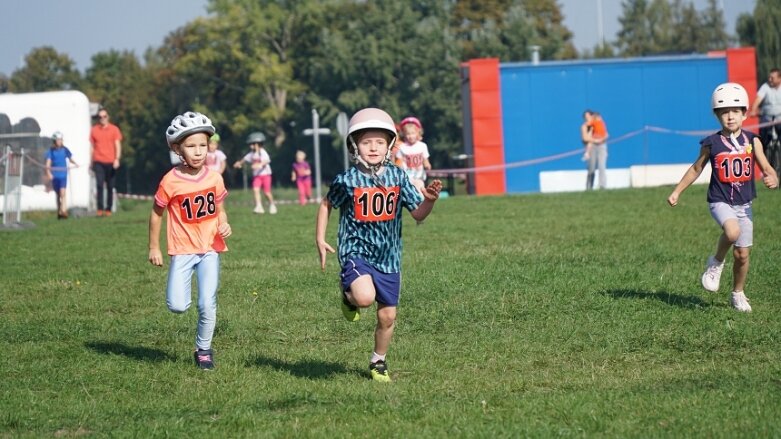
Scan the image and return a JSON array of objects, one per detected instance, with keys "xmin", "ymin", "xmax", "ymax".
[{"xmin": 1, "ymin": 0, "xmax": 773, "ymax": 194}]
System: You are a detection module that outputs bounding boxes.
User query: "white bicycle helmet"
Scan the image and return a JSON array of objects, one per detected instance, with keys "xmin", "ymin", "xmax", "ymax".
[
  {"xmin": 165, "ymin": 111, "xmax": 216, "ymax": 148},
  {"xmin": 711, "ymin": 82, "xmax": 749, "ymax": 110},
  {"xmin": 52, "ymin": 131, "xmax": 64, "ymax": 140},
  {"xmin": 346, "ymin": 108, "xmax": 397, "ymax": 167}
]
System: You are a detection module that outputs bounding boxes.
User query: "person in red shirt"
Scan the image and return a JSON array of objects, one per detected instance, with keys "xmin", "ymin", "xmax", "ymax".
[{"xmin": 89, "ymin": 108, "xmax": 123, "ymax": 216}]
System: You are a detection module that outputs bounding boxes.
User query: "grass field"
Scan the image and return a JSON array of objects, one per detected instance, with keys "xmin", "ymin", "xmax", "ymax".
[{"xmin": 2, "ymin": 184, "xmax": 780, "ymax": 437}]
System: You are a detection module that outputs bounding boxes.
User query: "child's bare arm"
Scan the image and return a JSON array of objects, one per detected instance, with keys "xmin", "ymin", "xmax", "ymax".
[
  {"xmin": 751, "ymin": 137, "xmax": 779, "ymax": 189},
  {"xmin": 410, "ymin": 180, "xmax": 442, "ymax": 222},
  {"xmin": 217, "ymin": 203, "xmax": 232, "ymax": 238},
  {"xmin": 668, "ymin": 145, "xmax": 710, "ymax": 206},
  {"xmin": 148, "ymin": 204, "xmax": 165, "ymax": 266},
  {"xmin": 315, "ymin": 199, "xmax": 335, "ymax": 271}
]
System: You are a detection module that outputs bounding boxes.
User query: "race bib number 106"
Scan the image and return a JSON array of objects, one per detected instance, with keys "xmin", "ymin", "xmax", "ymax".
[
  {"xmin": 353, "ymin": 186, "xmax": 399, "ymax": 222},
  {"xmin": 715, "ymin": 152, "xmax": 752, "ymax": 183}
]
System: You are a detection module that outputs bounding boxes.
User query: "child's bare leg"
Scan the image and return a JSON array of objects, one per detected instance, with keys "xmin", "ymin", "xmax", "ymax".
[
  {"xmin": 732, "ymin": 247, "xmax": 750, "ymax": 292},
  {"xmin": 373, "ymin": 304, "xmax": 396, "ymax": 356},
  {"xmin": 59, "ymin": 189, "xmax": 67, "ymax": 215},
  {"xmin": 715, "ymin": 219, "xmax": 740, "ymax": 262},
  {"xmin": 252, "ymin": 188, "xmax": 262, "ymax": 207},
  {"xmin": 346, "ymin": 275, "xmax": 375, "ymax": 308},
  {"xmin": 264, "ymin": 191, "xmax": 275, "ymax": 204}
]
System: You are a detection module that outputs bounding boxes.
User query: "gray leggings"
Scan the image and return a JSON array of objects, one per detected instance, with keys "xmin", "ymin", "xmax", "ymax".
[{"xmin": 586, "ymin": 143, "xmax": 607, "ymax": 190}]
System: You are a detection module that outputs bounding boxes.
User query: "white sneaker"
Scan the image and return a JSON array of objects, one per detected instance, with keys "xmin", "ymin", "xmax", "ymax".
[
  {"xmin": 730, "ymin": 291, "xmax": 752, "ymax": 312},
  {"xmin": 269, "ymin": 204, "xmax": 278, "ymax": 214},
  {"xmin": 701, "ymin": 255, "xmax": 724, "ymax": 292},
  {"xmin": 253, "ymin": 204, "xmax": 265, "ymax": 214}
]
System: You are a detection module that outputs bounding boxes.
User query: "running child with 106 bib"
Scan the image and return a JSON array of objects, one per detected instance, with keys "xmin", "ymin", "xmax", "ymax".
[
  {"xmin": 315, "ymin": 108, "xmax": 442, "ymax": 382},
  {"xmin": 149, "ymin": 111, "xmax": 232, "ymax": 370},
  {"xmin": 668, "ymin": 83, "xmax": 778, "ymax": 312}
]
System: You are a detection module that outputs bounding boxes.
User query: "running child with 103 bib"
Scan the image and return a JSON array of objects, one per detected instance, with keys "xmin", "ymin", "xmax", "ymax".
[{"xmin": 668, "ymin": 83, "xmax": 778, "ymax": 312}]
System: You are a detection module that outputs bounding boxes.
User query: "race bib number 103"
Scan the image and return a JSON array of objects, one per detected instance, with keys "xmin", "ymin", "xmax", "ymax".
[{"xmin": 715, "ymin": 152, "xmax": 752, "ymax": 183}]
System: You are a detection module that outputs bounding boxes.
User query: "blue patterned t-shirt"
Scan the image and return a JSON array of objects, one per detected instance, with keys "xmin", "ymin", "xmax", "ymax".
[{"xmin": 327, "ymin": 165, "xmax": 423, "ymax": 273}]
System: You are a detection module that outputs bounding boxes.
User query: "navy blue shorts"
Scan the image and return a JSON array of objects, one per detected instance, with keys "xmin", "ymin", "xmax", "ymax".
[
  {"xmin": 52, "ymin": 176, "xmax": 67, "ymax": 192},
  {"xmin": 340, "ymin": 258, "xmax": 400, "ymax": 306}
]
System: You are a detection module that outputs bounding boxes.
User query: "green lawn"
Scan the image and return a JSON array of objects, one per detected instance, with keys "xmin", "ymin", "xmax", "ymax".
[{"xmin": 2, "ymin": 185, "xmax": 780, "ymax": 437}]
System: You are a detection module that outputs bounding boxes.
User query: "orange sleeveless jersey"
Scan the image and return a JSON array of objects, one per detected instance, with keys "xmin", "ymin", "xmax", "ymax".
[
  {"xmin": 154, "ymin": 167, "xmax": 228, "ymax": 255},
  {"xmin": 589, "ymin": 119, "xmax": 607, "ymax": 140}
]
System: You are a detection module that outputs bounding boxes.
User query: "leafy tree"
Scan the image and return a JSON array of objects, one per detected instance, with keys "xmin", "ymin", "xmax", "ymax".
[
  {"xmin": 615, "ymin": 0, "xmax": 652, "ymax": 56},
  {"xmin": 699, "ymin": 0, "xmax": 730, "ymax": 51},
  {"xmin": 9, "ymin": 47, "xmax": 81, "ymax": 92},
  {"xmin": 615, "ymin": 0, "xmax": 730, "ymax": 56},
  {"xmin": 669, "ymin": 0, "xmax": 701, "ymax": 53},
  {"xmin": 735, "ymin": 13, "xmax": 755, "ymax": 47},
  {"xmin": 753, "ymin": 0, "xmax": 781, "ymax": 81},
  {"xmin": 522, "ymin": 0, "xmax": 577, "ymax": 59},
  {"xmin": 647, "ymin": 0, "xmax": 674, "ymax": 53}
]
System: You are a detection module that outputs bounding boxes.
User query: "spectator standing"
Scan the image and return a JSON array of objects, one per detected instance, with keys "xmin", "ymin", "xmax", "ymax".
[
  {"xmin": 89, "ymin": 108, "xmax": 123, "ymax": 216},
  {"xmin": 581, "ymin": 110, "xmax": 609, "ymax": 190},
  {"xmin": 291, "ymin": 150, "xmax": 312, "ymax": 205},
  {"xmin": 45, "ymin": 131, "xmax": 78, "ymax": 219},
  {"xmin": 749, "ymin": 68, "xmax": 781, "ymax": 170}
]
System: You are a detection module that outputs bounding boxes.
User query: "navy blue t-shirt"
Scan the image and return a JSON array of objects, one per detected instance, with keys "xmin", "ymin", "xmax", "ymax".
[
  {"xmin": 702, "ymin": 130, "xmax": 757, "ymax": 205},
  {"xmin": 45, "ymin": 146, "xmax": 73, "ymax": 179}
]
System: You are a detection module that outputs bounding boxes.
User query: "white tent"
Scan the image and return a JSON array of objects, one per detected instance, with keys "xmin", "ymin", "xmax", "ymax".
[{"xmin": 0, "ymin": 90, "xmax": 92, "ymax": 211}]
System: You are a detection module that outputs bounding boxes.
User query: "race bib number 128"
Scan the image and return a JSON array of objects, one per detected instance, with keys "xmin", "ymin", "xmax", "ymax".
[
  {"xmin": 177, "ymin": 188, "xmax": 218, "ymax": 223},
  {"xmin": 353, "ymin": 186, "xmax": 399, "ymax": 222},
  {"xmin": 715, "ymin": 152, "xmax": 752, "ymax": 183}
]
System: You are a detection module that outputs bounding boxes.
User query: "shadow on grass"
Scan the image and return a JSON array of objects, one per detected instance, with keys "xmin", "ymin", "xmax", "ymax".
[
  {"xmin": 85, "ymin": 341, "xmax": 176, "ymax": 363},
  {"xmin": 248, "ymin": 355, "xmax": 363, "ymax": 380},
  {"xmin": 603, "ymin": 289, "xmax": 713, "ymax": 309}
]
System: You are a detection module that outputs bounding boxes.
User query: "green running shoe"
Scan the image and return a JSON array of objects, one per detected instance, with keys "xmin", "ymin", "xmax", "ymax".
[
  {"xmin": 341, "ymin": 294, "xmax": 360, "ymax": 322},
  {"xmin": 369, "ymin": 360, "xmax": 391, "ymax": 382}
]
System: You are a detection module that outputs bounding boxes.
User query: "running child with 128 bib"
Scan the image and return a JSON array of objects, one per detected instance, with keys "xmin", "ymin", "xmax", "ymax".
[{"xmin": 149, "ymin": 111, "xmax": 232, "ymax": 370}]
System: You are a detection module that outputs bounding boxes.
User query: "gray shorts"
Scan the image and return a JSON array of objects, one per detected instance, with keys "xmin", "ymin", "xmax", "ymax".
[{"xmin": 708, "ymin": 202, "xmax": 753, "ymax": 247}]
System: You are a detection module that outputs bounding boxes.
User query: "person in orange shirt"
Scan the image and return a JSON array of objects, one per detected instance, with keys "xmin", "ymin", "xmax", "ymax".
[
  {"xmin": 148, "ymin": 111, "xmax": 232, "ymax": 370},
  {"xmin": 89, "ymin": 108, "xmax": 123, "ymax": 216},
  {"xmin": 581, "ymin": 110, "xmax": 609, "ymax": 190}
]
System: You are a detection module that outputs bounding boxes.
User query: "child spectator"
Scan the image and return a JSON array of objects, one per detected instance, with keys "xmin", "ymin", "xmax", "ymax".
[
  {"xmin": 205, "ymin": 133, "xmax": 227, "ymax": 174},
  {"xmin": 668, "ymin": 83, "xmax": 778, "ymax": 312},
  {"xmin": 291, "ymin": 150, "xmax": 312, "ymax": 205},
  {"xmin": 316, "ymin": 108, "xmax": 442, "ymax": 382},
  {"xmin": 148, "ymin": 111, "xmax": 232, "ymax": 370},
  {"xmin": 45, "ymin": 131, "xmax": 78, "ymax": 219},
  {"xmin": 233, "ymin": 132, "xmax": 277, "ymax": 214},
  {"xmin": 397, "ymin": 116, "xmax": 432, "ymax": 191}
]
